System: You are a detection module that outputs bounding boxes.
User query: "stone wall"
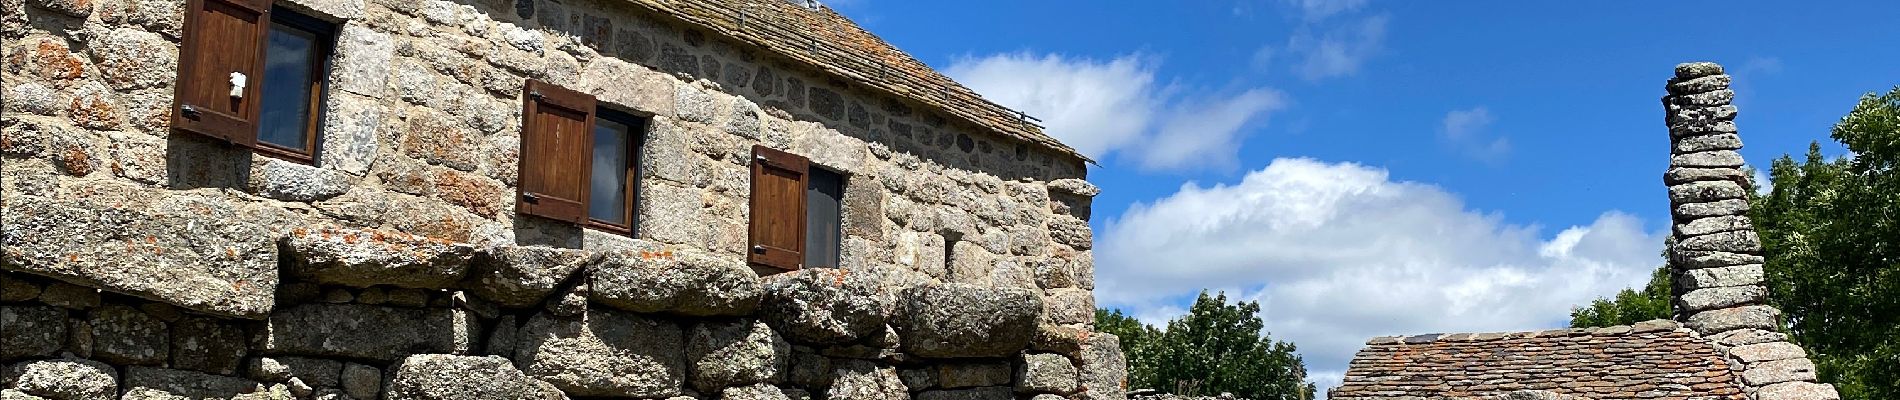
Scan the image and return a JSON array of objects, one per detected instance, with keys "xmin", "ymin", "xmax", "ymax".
[
  {"xmin": 0, "ymin": 0, "xmax": 1127, "ymax": 395},
  {"xmin": 1, "ymin": 225, "xmax": 1128, "ymax": 399},
  {"xmin": 1662, "ymin": 62, "xmax": 1838, "ymax": 400}
]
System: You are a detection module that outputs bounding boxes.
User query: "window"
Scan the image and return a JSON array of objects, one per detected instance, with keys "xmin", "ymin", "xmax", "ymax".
[
  {"xmin": 254, "ymin": 9, "xmax": 333, "ymax": 160},
  {"xmin": 804, "ymin": 167, "xmax": 843, "ymax": 268},
  {"xmin": 587, "ymin": 109, "xmax": 645, "ymax": 233},
  {"xmin": 171, "ymin": 0, "xmax": 334, "ymax": 163},
  {"xmin": 747, "ymin": 145, "xmax": 846, "ymax": 271},
  {"xmin": 516, "ymin": 79, "xmax": 647, "ymax": 235}
]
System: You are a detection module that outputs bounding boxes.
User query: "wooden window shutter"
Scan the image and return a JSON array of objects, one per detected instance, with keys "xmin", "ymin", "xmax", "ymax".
[
  {"xmin": 170, "ymin": 0, "xmax": 273, "ymax": 146},
  {"xmin": 749, "ymin": 145, "xmax": 809, "ymax": 271},
  {"xmin": 517, "ymin": 80, "xmax": 596, "ymax": 223}
]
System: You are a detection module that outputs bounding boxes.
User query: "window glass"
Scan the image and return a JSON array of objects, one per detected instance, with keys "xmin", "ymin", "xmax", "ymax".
[
  {"xmin": 588, "ymin": 117, "xmax": 633, "ymax": 225},
  {"xmin": 257, "ymin": 16, "xmax": 324, "ymax": 152},
  {"xmin": 805, "ymin": 168, "xmax": 844, "ymax": 268}
]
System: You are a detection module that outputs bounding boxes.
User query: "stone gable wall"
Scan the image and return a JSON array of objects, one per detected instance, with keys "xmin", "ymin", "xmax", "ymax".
[{"xmin": 0, "ymin": 0, "xmax": 1127, "ymax": 396}]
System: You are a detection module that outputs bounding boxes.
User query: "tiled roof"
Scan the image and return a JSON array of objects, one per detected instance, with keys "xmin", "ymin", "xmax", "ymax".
[
  {"xmin": 1331, "ymin": 320, "xmax": 1747, "ymax": 400},
  {"xmin": 620, "ymin": 0, "xmax": 1087, "ymax": 162}
]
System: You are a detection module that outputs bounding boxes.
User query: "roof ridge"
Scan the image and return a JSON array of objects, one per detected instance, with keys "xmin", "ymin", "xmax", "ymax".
[{"xmin": 1362, "ymin": 319, "xmax": 1683, "ymax": 346}]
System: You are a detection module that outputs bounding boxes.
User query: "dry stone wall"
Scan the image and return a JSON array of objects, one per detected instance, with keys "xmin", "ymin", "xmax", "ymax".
[
  {"xmin": 1661, "ymin": 62, "xmax": 1838, "ymax": 400},
  {"xmin": 0, "ymin": 0, "xmax": 1126, "ymax": 396}
]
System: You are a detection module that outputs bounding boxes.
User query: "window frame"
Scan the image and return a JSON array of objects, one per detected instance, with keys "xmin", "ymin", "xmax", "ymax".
[
  {"xmin": 582, "ymin": 107, "xmax": 647, "ymax": 236},
  {"xmin": 250, "ymin": 6, "xmax": 335, "ymax": 164}
]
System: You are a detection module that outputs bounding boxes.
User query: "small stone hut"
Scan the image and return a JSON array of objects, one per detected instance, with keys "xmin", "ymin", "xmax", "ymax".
[
  {"xmin": 0, "ymin": 0, "xmax": 1127, "ymax": 398},
  {"xmin": 1329, "ymin": 63, "xmax": 1839, "ymax": 400}
]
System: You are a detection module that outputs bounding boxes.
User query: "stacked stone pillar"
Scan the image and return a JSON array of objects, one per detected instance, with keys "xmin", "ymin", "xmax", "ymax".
[{"xmin": 1663, "ymin": 62, "xmax": 1839, "ymax": 400}]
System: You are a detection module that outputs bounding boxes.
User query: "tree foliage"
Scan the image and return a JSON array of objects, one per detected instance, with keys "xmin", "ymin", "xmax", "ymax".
[
  {"xmin": 1569, "ymin": 264, "xmax": 1672, "ymax": 328},
  {"xmin": 1751, "ymin": 87, "xmax": 1900, "ymax": 400},
  {"xmin": 1097, "ymin": 292, "xmax": 1316, "ymax": 400}
]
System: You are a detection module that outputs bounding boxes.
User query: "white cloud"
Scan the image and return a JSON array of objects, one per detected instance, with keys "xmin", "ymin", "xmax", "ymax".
[
  {"xmin": 948, "ymin": 53, "xmax": 1285, "ymax": 171},
  {"xmin": 1142, "ymin": 89, "xmax": 1288, "ymax": 170},
  {"xmin": 1440, "ymin": 107, "xmax": 1511, "ymax": 162},
  {"xmin": 1095, "ymin": 158, "xmax": 1663, "ymax": 394},
  {"xmin": 1286, "ymin": 14, "xmax": 1388, "ymax": 81},
  {"xmin": 1284, "ymin": 0, "xmax": 1369, "ymax": 21}
]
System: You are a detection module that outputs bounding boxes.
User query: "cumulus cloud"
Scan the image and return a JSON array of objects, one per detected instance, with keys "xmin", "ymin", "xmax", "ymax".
[
  {"xmin": 1095, "ymin": 158, "xmax": 1663, "ymax": 393},
  {"xmin": 1286, "ymin": 14, "xmax": 1388, "ymax": 81},
  {"xmin": 1440, "ymin": 107, "xmax": 1511, "ymax": 162},
  {"xmin": 947, "ymin": 53, "xmax": 1285, "ymax": 171}
]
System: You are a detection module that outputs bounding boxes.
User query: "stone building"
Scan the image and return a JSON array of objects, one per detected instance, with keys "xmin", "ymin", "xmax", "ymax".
[
  {"xmin": 0, "ymin": 0, "xmax": 1127, "ymax": 398},
  {"xmin": 1329, "ymin": 63, "xmax": 1839, "ymax": 400}
]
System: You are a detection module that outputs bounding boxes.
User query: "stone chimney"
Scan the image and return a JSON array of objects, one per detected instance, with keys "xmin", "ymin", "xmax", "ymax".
[{"xmin": 1662, "ymin": 62, "xmax": 1840, "ymax": 400}]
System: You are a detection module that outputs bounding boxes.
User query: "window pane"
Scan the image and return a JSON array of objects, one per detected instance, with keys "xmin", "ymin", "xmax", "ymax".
[
  {"xmin": 257, "ymin": 21, "xmax": 320, "ymax": 151},
  {"xmin": 805, "ymin": 168, "xmax": 843, "ymax": 268},
  {"xmin": 588, "ymin": 118, "xmax": 631, "ymax": 225}
]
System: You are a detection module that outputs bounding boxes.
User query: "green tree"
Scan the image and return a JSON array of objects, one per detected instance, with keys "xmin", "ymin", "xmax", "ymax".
[
  {"xmin": 1097, "ymin": 292, "xmax": 1316, "ymax": 400},
  {"xmin": 1569, "ymin": 264, "xmax": 1672, "ymax": 328},
  {"xmin": 1751, "ymin": 87, "xmax": 1900, "ymax": 400}
]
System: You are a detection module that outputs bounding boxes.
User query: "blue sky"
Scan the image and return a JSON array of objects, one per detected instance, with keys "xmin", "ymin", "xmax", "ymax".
[{"xmin": 831, "ymin": 0, "xmax": 1899, "ymax": 392}]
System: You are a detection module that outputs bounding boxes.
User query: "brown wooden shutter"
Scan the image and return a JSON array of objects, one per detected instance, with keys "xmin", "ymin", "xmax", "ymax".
[
  {"xmin": 749, "ymin": 145, "xmax": 809, "ymax": 271},
  {"xmin": 170, "ymin": 0, "xmax": 272, "ymax": 145},
  {"xmin": 517, "ymin": 80, "xmax": 596, "ymax": 223}
]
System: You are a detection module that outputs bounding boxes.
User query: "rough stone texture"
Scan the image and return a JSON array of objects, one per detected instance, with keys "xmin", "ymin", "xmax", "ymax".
[
  {"xmin": 36, "ymin": 282, "xmax": 98, "ymax": 310},
  {"xmin": 1077, "ymin": 333, "xmax": 1128, "ymax": 400},
  {"xmin": 0, "ymin": 194, "xmax": 279, "ymax": 318},
  {"xmin": 1040, "ymin": 288, "xmax": 1094, "ymax": 326},
  {"xmin": 1755, "ymin": 382, "xmax": 1841, "ymax": 400},
  {"xmin": 1674, "ymin": 199, "xmax": 1751, "ymax": 220},
  {"xmin": 514, "ymin": 307, "xmax": 685, "ymax": 398},
  {"xmin": 589, "ymin": 249, "xmax": 762, "ymax": 317},
  {"xmin": 1685, "ymin": 301, "xmax": 1778, "ymax": 335},
  {"xmin": 466, "ymin": 245, "xmax": 591, "ymax": 307},
  {"xmin": 1667, "ymin": 180, "xmax": 1748, "ymax": 204},
  {"xmin": 170, "ymin": 316, "xmax": 247, "ymax": 374},
  {"xmin": 249, "ymin": 159, "xmax": 352, "ymax": 202},
  {"xmin": 257, "ymin": 303, "xmax": 474, "ymax": 361},
  {"xmin": 720, "ymin": 383, "xmax": 791, "ymax": 400},
  {"xmin": 1670, "ymin": 250, "xmax": 1763, "ymax": 269},
  {"xmin": 934, "ymin": 362, "xmax": 1011, "ymax": 389},
  {"xmin": 0, "ymin": 275, "xmax": 39, "ymax": 302},
  {"xmin": 1675, "ymin": 215, "xmax": 1752, "ymax": 237},
  {"xmin": 1677, "ymin": 264, "xmax": 1764, "ymax": 290},
  {"xmin": 89, "ymin": 304, "xmax": 167, "ymax": 366},
  {"xmin": 1675, "ymin": 230, "xmax": 1762, "ymax": 254},
  {"xmin": 0, "ymin": 305, "xmax": 66, "ymax": 359},
  {"xmin": 1708, "ymin": 328, "xmax": 1787, "ymax": 347},
  {"xmin": 758, "ymin": 268, "xmax": 887, "ymax": 345},
  {"xmin": 247, "ymin": 357, "xmax": 341, "ymax": 389},
  {"xmin": 1729, "ymin": 342, "xmax": 1808, "ymax": 363},
  {"xmin": 1741, "ymin": 358, "xmax": 1818, "ymax": 386},
  {"xmin": 896, "ymin": 284, "xmax": 1040, "ymax": 358},
  {"xmin": 283, "ymin": 226, "xmax": 478, "ymax": 289},
  {"xmin": 1677, "ymin": 286, "xmax": 1765, "ymax": 313},
  {"xmin": 1015, "ymin": 353, "xmax": 1077, "ymax": 394},
  {"xmin": 120, "ymin": 366, "xmax": 264, "ymax": 400},
  {"xmin": 687, "ymin": 318, "xmax": 788, "ymax": 393},
  {"xmin": 825, "ymin": 360, "xmax": 907, "ymax": 400},
  {"xmin": 385, "ymin": 355, "xmax": 565, "ymax": 400},
  {"xmin": 340, "ymin": 363, "xmax": 380, "ymax": 400},
  {"xmin": 916, "ymin": 387, "xmax": 1015, "ymax": 400},
  {"xmin": 5, "ymin": 358, "xmax": 118, "ymax": 400}
]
